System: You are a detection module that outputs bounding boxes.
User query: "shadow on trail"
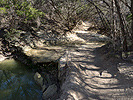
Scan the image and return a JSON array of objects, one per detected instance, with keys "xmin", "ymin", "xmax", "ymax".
[
  {"xmin": 66, "ymin": 45, "xmax": 133, "ymax": 100},
  {"xmin": 94, "ymin": 47, "xmax": 133, "ymax": 89},
  {"xmin": 62, "ymin": 62, "xmax": 106, "ymax": 100},
  {"xmin": 65, "ymin": 62, "xmax": 107, "ymax": 100}
]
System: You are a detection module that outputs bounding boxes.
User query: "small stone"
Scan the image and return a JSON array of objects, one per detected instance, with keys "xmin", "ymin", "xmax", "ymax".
[
  {"xmin": 34, "ymin": 72, "xmax": 43, "ymax": 87},
  {"xmin": 42, "ymin": 84, "xmax": 57, "ymax": 99}
]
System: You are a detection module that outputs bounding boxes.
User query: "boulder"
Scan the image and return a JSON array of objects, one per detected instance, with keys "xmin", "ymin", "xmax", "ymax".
[
  {"xmin": 42, "ymin": 84, "xmax": 57, "ymax": 99},
  {"xmin": 34, "ymin": 72, "xmax": 43, "ymax": 87},
  {"xmin": 0, "ymin": 55, "xmax": 8, "ymax": 62}
]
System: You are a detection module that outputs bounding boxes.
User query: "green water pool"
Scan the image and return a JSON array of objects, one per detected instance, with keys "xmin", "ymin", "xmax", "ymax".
[{"xmin": 0, "ymin": 59, "xmax": 43, "ymax": 100}]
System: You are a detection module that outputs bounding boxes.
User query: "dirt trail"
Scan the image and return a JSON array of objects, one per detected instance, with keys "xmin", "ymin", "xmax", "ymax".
[{"xmin": 58, "ymin": 22, "xmax": 133, "ymax": 100}]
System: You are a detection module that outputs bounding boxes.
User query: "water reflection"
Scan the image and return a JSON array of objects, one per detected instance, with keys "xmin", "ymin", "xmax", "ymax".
[{"xmin": 0, "ymin": 59, "xmax": 43, "ymax": 100}]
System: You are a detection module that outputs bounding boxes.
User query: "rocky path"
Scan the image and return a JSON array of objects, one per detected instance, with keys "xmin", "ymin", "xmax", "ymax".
[{"xmin": 58, "ymin": 23, "xmax": 133, "ymax": 100}]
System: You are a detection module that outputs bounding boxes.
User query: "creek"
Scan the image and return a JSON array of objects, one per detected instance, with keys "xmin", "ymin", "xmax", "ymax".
[{"xmin": 0, "ymin": 59, "xmax": 43, "ymax": 100}]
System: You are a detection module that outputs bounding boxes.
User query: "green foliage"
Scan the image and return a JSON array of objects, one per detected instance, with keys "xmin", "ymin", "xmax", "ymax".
[
  {"xmin": 0, "ymin": 0, "xmax": 45, "ymax": 23},
  {"xmin": 0, "ymin": 7, "xmax": 7, "ymax": 13},
  {"xmin": 0, "ymin": 0, "xmax": 6, "ymax": 5},
  {"xmin": 16, "ymin": 2, "xmax": 45, "ymax": 22},
  {"xmin": 0, "ymin": 0, "xmax": 45, "ymax": 39},
  {"xmin": 126, "ymin": 14, "xmax": 132, "ymax": 21},
  {"xmin": 5, "ymin": 29, "xmax": 21, "ymax": 41}
]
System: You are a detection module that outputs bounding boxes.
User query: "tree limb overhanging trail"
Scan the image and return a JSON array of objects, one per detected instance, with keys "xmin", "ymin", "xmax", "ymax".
[
  {"xmin": 87, "ymin": 0, "xmax": 111, "ymax": 29},
  {"xmin": 58, "ymin": 22, "xmax": 133, "ymax": 100}
]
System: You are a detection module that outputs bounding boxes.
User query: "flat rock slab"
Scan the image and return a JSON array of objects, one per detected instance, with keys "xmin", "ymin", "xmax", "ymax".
[{"xmin": 25, "ymin": 47, "xmax": 66, "ymax": 63}]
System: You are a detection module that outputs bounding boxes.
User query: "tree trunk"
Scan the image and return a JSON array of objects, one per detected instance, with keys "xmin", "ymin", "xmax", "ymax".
[
  {"xmin": 114, "ymin": 0, "xmax": 128, "ymax": 52},
  {"xmin": 131, "ymin": 0, "xmax": 133, "ymax": 49},
  {"xmin": 111, "ymin": 0, "xmax": 116, "ymax": 49}
]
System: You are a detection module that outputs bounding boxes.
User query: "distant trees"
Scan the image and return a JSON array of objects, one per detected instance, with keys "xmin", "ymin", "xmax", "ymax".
[
  {"xmin": 42, "ymin": 0, "xmax": 93, "ymax": 32},
  {"xmin": 0, "ymin": 0, "xmax": 132, "ymax": 58},
  {"xmin": 0, "ymin": 0, "xmax": 94, "ymax": 35},
  {"xmin": 85, "ymin": 0, "xmax": 132, "ymax": 58}
]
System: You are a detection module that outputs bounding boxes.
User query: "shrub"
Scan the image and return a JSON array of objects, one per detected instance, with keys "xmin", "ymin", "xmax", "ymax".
[{"xmin": 0, "ymin": 0, "xmax": 45, "ymax": 38}]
